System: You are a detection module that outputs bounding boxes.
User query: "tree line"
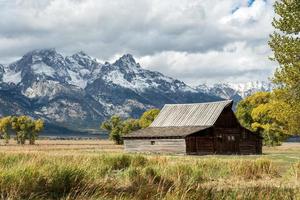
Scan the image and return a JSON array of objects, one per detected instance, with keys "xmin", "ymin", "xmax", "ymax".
[
  {"xmin": 101, "ymin": 109, "xmax": 160, "ymax": 144},
  {"xmin": 0, "ymin": 116, "xmax": 44, "ymax": 144},
  {"xmin": 236, "ymin": 0, "xmax": 299, "ymax": 146}
]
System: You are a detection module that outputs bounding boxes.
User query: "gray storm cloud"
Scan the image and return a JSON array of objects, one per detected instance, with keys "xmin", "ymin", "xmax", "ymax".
[{"xmin": 0, "ymin": 0, "xmax": 276, "ymax": 84}]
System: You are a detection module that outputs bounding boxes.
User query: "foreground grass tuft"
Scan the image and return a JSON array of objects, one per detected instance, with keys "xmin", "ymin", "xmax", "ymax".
[{"xmin": 0, "ymin": 152, "xmax": 298, "ymax": 199}]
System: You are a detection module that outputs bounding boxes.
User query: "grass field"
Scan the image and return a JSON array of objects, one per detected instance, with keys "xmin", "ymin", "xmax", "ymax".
[{"xmin": 0, "ymin": 140, "xmax": 300, "ymax": 199}]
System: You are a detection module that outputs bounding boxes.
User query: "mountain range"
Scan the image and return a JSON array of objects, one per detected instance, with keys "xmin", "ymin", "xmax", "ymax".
[
  {"xmin": 196, "ymin": 81, "xmax": 272, "ymax": 104},
  {"xmin": 0, "ymin": 49, "xmax": 271, "ymax": 133}
]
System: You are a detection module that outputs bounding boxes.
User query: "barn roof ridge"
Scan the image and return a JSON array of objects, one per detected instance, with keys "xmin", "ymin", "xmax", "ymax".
[
  {"xmin": 163, "ymin": 100, "xmax": 233, "ymax": 106},
  {"xmin": 150, "ymin": 100, "xmax": 233, "ymax": 127}
]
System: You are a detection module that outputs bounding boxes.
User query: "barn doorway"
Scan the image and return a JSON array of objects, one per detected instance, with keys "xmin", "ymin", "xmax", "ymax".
[
  {"xmin": 216, "ymin": 133, "xmax": 239, "ymax": 154},
  {"xmin": 185, "ymin": 135, "xmax": 214, "ymax": 155}
]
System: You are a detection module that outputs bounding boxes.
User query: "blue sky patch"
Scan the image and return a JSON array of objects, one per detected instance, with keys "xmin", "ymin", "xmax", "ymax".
[{"xmin": 247, "ymin": 0, "xmax": 255, "ymax": 7}]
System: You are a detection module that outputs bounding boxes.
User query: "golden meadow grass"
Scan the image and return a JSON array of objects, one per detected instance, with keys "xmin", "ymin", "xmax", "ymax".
[{"xmin": 0, "ymin": 140, "xmax": 300, "ymax": 199}]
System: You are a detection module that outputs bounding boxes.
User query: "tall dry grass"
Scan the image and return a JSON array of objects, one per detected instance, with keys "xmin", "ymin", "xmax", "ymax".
[{"xmin": 0, "ymin": 152, "xmax": 298, "ymax": 200}]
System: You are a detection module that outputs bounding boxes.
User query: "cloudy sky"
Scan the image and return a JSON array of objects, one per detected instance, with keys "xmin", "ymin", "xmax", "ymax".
[{"xmin": 0, "ymin": 0, "xmax": 276, "ymax": 85}]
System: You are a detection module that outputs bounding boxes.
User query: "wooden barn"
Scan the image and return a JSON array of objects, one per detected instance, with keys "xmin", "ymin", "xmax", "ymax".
[{"xmin": 123, "ymin": 100, "xmax": 262, "ymax": 155}]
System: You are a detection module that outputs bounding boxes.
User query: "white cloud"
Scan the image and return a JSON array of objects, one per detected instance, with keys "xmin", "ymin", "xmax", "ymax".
[
  {"xmin": 221, "ymin": 0, "xmax": 267, "ymax": 25},
  {"xmin": 219, "ymin": 0, "xmax": 275, "ymax": 39},
  {"xmin": 138, "ymin": 42, "xmax": 275, "ymax": 85},
  {"xmin": 0, "ymin": 0, "xmax": 276, "ymax": 84}
]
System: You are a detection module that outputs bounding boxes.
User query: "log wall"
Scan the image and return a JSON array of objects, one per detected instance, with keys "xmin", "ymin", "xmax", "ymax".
[
  {"xmin": 185, "ymin": 134, "xmax": 214, "ymax": 155},
  {"xmin": 214, "ymin": 106, "xmax": 240, "ymax": 128},
  {"xmin": 124, "ymin": 139, "xmax": 186, "ymax": 154},
  {"xmin": 239, "ymin": 130, "xmax": 262, "ymax": 154}
]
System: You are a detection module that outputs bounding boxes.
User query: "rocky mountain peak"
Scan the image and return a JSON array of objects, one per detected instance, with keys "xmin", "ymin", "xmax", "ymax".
[
  {"xmin": 31, "ymin": 48, "xmax": 57, "ymax": 55},
  {"xmin": 120, "ymin": 54, "xmax": 135, "ymax": 62},
  {"xmin": 0, "ymin": 49, "xmax": 271, "ymax": 133},
  {"xmin": 74, "ymin": 50, "xmax": 88, "ymax": 56},
  {"xmin": 71, "ymin": 51, "xmax": 92, "ymax": 61},
  {"xmin": 113, "ymin": 54, "xmax": 139, "ymax": 68},
  {"xmin": 195, "ymin": 81, "xmax": 272, "ymax": 103},
  {"xmin": 17, "ymin": 48, "xmax": 65, "ymax": 70},
  {"xmin": 68, "ymin": 51, "xmax": 97, "ymax": 69},
  {"xmin": 195, "ymin": 84, "xmax": 210, "ymax": 93},
  {"xmin": 23, "ymin": 48, "xmax": 61, "ymax": 62}
]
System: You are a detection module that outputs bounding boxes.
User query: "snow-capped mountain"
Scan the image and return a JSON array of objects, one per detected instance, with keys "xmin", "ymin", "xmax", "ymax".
[
  {"xmin": 0, "ymin": 49, "xmax": 220, "ymax": 132},
  {"xmin": 85, "ymin": 54, "xmax": 217, "ymax": 117},
  {"xmin": 229, "ymin": 81, "xmax": 273, "ymax": 98},
  {"xmin": 196, "ymin": 81, "xmax": 272, "ymax": 103},
  {"xmin": 0, "ymin": 49, "xmax": 272, "ymax": 133}
]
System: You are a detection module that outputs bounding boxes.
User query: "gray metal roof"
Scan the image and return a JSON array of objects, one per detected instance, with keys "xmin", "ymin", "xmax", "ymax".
[
  {"xmin": 150, "ymin": 100, "xmax": 233, "ymax": 127},
  {"xmin": 123, "ymin": 126, "xmax": 211, "ymax": 138}
]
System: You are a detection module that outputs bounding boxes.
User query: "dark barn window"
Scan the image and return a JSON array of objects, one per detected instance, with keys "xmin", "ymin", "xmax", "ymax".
[{"xmin": 151, "ymin": 141, "xmax": 155, "ymax": 145}]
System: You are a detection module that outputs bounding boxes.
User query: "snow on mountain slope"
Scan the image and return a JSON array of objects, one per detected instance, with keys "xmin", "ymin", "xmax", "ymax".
[
  {"xmin": 229, "ymin": 81, "xmax": 272, "ymax": 98},
  {"xmin": 23, "ymin": 80, "xmax": 84, "ymax": 100},
  {"xmin": 85, "ymin": 53, "xmax": 217, "ymax": 118},
  {"xmin": 196, "ymin": 81, "xmax": 272, "ymax": 102},
  {"xmin": 4, "ymin": 49, "xmax": 70, "ymax": 90},
  {"xmin": 65, "ymin": 51, "xmax": 102, "ymax": 89},
  {"xmin": 102, "ymin": 54, "xmax": 195, "ymax": 93},
  {"xmin": 2, "ymin": 70, "xmax": 22, "ymax": 84},
  {"xmin": 0, "ymin": 64, "xmax": 4, "ymax": 82},
  {"xmin": 31, "ymin": 63, "xmax": 56, "ymax": 77},
  {"xmin": 0, "ymin": 49, "xmax": 219, "ymax": 130},
  {"xmin": 0, "ymin": 49, "xmax": 272, "ymax": 131}
]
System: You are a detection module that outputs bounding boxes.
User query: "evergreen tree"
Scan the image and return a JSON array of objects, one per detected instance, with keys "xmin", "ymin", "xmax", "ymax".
[{"xmin": 269, "ymin": 0, "xmax": 300, "ymax": 134}]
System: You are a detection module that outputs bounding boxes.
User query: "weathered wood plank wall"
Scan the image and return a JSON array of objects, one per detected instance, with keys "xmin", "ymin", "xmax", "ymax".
[
  {"xmin": 186, "ymin": 135, "xmax": 214, "ymax": 154},
  {"xmin": 124, "ymin": 139, "xmax": 186, "ymax": 154},
  {"xmin": 215, "ymin": 106, "xmax": 240, "ymax": 128},
  {"xmin": 239, "ymin": 131, "xmax": 262, "ymax": 154}
]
